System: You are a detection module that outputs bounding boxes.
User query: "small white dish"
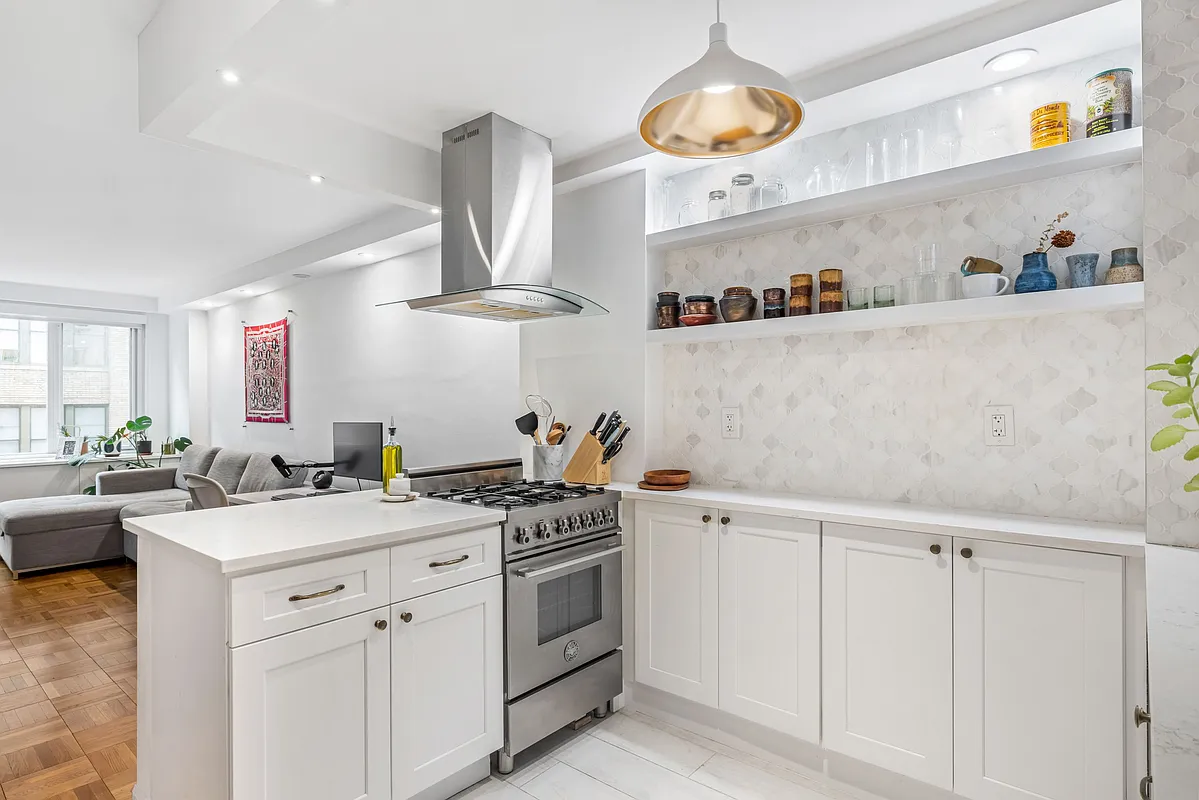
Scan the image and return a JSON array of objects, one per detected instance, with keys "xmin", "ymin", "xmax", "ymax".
[{"xmin": 381, "ymin": 492, "xmax": 419, "ymax": 503}]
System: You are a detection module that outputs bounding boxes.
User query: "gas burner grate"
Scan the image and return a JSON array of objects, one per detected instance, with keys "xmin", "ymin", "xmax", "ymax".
[{"xmin": 429, "ymin": 480, "xmax": 608, "ymax": 508}]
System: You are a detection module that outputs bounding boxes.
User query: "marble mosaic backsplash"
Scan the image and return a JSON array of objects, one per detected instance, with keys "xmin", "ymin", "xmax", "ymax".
[
  {"xmin": 656, "ymin": 165, "xmax": 1146, "ymax": 524},
  {"xmin": 658, "ymin": 311, "xmax": 1145, "ymax": 524}
]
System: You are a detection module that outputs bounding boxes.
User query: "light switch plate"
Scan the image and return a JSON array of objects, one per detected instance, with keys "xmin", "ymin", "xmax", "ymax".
[
  {"xmin": 985, "ymin": 405, "xmax": 1014, "ymax": 446},
  {"xmin": 721, "ymin": 407, "xmax": 741, "ymax": 440}
]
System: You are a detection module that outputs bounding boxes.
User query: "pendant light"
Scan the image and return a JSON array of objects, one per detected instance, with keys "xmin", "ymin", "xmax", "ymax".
[{"xmin": 638, "ymin": 0, "xmax": 804, "ymax": 158}]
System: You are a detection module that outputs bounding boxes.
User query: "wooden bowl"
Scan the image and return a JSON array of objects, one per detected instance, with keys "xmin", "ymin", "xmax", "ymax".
[
  {"xmin": 637, "ymin": 481, "xmax": 689, "ymax": 492},
  {"xmin": 679, "ymin": 313, "xmax": 718, "ymax": 326},
  {"xmin": 643, "ymin": 469, "xmax": 691, "ymax": 486}
]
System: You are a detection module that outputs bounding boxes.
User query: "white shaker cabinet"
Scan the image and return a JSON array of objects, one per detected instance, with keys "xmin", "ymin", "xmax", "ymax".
[
  {"xmin": 953, "ymin": 539, "xmax": 1124, "ymax": 800},
  {"xmin": 231, "ymin": 609, "xmax": 392, "ymax": 800},
  {"xmin": 822, "ymin": 522, "xmax": 954, "ymax": 790},
  {"xmin": 718, "ymin": 511, "xmax": 821, "ymax": 743},
  {"xmin": 634, "ymin": 501, "xmax": 719, "ymax": 706},
  {"xmin": 392, "ymin": 574, "xmax": 504, "ymax": 799}
]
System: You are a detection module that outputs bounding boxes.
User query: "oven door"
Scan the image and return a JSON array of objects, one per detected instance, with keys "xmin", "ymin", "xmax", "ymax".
[{"xmin": 505, "ymin": 533, "xmax": 623, "ymax": 699}]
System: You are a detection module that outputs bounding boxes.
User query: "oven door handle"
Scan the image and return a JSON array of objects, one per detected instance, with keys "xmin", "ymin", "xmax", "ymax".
[{"xmin": 514, "ymin": 544, "xmax": 624, "ymax": 579}]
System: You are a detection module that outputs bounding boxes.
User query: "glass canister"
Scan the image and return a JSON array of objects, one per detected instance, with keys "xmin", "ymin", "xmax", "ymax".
[
  {"xmin": 708, "ymin": 190, "xmax": 731, "ymax": 220},
  {"xmin": 730, "ymin": 173, "xmax": 757, "ymax": 215},
  {"xmin": 760, "ymin": 177, "xmax": 789, "ymax": 209},
  {"xmin": 678, "ymin": 199, "xmax": 701, "ymax": 226}
]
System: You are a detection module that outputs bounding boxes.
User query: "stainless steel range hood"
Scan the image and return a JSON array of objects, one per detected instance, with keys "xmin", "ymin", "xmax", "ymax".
[{"xmin": 392, "ymin": 113, "xmax": 606, "ymax": 322}]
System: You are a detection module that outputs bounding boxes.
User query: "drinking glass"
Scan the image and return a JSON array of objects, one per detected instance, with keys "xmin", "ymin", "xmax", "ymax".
[
  {"xmin": 865, "ymin": 137, "xmax": 894, "ymax": 185},
  {"xmin": 934, "ymin": 100, "xmax": 964, "ymax": 169},
  {"xmin": 677, "ymin": 199, "xmax": 701, "ymax": 227},
  {"xmin": 873, "ymin": 285, "xmax": 896, "ymax": 308},
  {"xmin": 899, "ymin": 128, "xmax": 926, "ymax": 179},
  {"xmin": 730, "ymin": 174, "xmax": 757, "ymax": 215},
  {"xmin": 899, "ymin": 277, "xmax": 922, "ymax": 306},
  {"xmin": 847, "ymin": 288, "xmax": 870, "ymax": 311},
  {"xmin": 934, "ymin": 272, "xmax": 959, "ymax": 302},
  {"xmin": 915, "ymin": 243, "xmax": 940, "ymax": 274},
  {"xmin": 653, "ymin": 178, "xmax": 674, "ymax": 230},
  {"xmin": 708, "ymin": 190, "xmax": 731, "ymax": 220},
  {"xmin": 759, "ymin": 178, "xmax": 789, "ymax": 209}
]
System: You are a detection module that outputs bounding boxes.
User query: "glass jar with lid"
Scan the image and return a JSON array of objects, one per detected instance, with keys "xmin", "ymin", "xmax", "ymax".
[
  {"xmin": 708, "ymin": 190, "xmax": 731, "ymax": 220},
  {"xmin": 730, "ymin": 173, "xmax": 757, "ymax": 215}
]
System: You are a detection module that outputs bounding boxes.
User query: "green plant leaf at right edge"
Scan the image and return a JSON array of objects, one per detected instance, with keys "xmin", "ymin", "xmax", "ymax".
[
  {"xmin": 1148, "ymin": 363, "xmax": 1175, "ymax": 371},
  {"xmin": 1150, "ymin": 380, "xmax": 1182, "ymax": 392},
  {"xmin": 1174, "ymin": 408, "xmax": 1194, "ymax": 419},
  {"xmin": 1164, "ymin": 386, "xmax": 1195, "ymax": 406},
  {"xmin": 1169, "ymin": 364, "xmax": 1194, "ymax": 377},
  {"xmin": 1186, "ymin": 474, "xmax": 1199, "ymax": 492},
  {"xmin": 1185, "ymin": 446, "xmax": 1199, "ymax": 461},
  {"xmin": 1152, "ymin": 425, "xmax": 1189, "ymax": 451}
]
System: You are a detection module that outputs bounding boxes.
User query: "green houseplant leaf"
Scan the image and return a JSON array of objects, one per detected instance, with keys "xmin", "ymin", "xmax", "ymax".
[
  {"xmin": 1185, "ymin": 446, "xmax": 1199, "ymax": 462},
  {"xmin": 1186, "ymin": 474, "xmax": 1199, "ymax": 493},
  {"xmin": 1177, "ymin": 355, "xmax": 1194, "ymax": 364},
  {"xmin": 1163, "ymin": 386, "xmax": 1194, "ymax": 406},
  {"xmin": 1149, "ymin": 381, "xmax": 1181, "ymax": 392},
  {"xmin": 1168, "ymin": 364, "xmax": 1193, "ymax": 377},
  {"xmin": 1174, "ymin": 408, "xmax": 1194, "ymax": 419},
  {"xmin": 1151, "ymin": 425, "xmax": 1189, "ymax": 451},
  {"xmin": 1147, "ymin": 363, "xmax": 1174, "ymax": 371}
]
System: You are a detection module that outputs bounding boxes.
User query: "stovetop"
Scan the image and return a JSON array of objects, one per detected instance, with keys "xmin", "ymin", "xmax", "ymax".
[{"xmin": 426, "ymin": 480, "xmax": 608, "ymax": 510}]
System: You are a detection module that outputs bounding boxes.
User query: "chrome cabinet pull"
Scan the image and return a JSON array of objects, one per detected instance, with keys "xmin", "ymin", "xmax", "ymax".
[
  {"xmin": 515, "ymin": 545, "xmax": 625, "ymax": 579},
  {"xmin": 930, "ymin": 544, "xmax": 942, "ymax": 555},
  {"xmin": 429, "ymin": 554, "xmax": 470, "ymax": 568},
  {"xmin": 288, "ymin": 583, "xmax": 345, "ymax": 602}
]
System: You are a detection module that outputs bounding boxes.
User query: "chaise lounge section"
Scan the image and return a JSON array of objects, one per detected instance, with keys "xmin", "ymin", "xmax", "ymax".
[{"xmin": 0, "ymin": 446, "xmax": 306, "ymax": 577}]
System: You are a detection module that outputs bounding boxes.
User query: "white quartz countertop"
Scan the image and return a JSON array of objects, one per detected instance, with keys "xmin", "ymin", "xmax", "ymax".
[
  {"xmin": 123, "ymin": 491, "xmax": 506, "ymax": 574},
  {"xmin": 612, "ymin": 483, "xmax": 1146, "ymax": 557}
]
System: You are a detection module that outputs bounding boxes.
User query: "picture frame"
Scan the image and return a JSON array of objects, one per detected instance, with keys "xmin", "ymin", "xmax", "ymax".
[{"xmin": 57, "ymin": 437, "xmax": 79, "ymax": 459}]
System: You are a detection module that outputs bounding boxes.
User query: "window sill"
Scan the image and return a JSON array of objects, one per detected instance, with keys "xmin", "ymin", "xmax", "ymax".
[{"xmin": 0, "ymin": 454, "xmax": 181, "ymax": 470}]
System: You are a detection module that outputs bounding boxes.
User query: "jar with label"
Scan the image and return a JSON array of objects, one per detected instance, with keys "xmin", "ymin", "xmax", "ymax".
[
  {"xmin": 1086, "ymin": 69, "xmax": 1133, "ymax": 138},
  {"xmin": 730, "ymin": 174, "xmax": 757, "ymax": 215},
  {"xmin": 1030, "ymin": 102, "xmax": 1070, "ymax": 150},
  {"xmin": 708, "ymin": 190, "xmax": 731, "ymax": 221}
]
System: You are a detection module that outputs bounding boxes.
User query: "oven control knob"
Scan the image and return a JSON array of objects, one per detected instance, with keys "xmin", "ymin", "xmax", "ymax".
[
  {"xmin": 585, "ymin": 512, "xmax": 596, "ymax": 530},
  {"xmin": 515, "ymin": 528, "xmax": 531, "ymax": 546},
  {"xmin": 536, "ymin": 521, "xmax": 552, "ymax": 540},
  {"xmin": 571, "ymin": 515, "xmax": 583, "ymax": 533},
  {"xmin": 558, "ymin": 517, "xmax": 571, "ymax": 535},
  {"xmin": 604, "ymin": 508, "xmax": 615, "ymax": 525}
]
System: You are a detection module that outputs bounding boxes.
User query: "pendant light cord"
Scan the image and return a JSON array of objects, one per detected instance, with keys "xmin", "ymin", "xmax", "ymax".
[{"xmin": 716, "ymin": 0, "xmax": 721, "ymax": 23}]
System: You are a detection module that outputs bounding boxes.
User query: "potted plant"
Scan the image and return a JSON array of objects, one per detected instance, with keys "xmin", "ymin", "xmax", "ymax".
[
  {"xmin": 126, "ymin": 415, "xmax": 153, "ymax": 455},
  {"xmin": 1148, "ymin": 350, "xmax": 1199, "ymax": 491}
]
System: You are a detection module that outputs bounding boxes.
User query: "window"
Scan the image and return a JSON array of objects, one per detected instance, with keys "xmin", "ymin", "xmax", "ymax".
[{"xmin": 0, "ymin": 316, "xmax": 139, "ymax": 457}]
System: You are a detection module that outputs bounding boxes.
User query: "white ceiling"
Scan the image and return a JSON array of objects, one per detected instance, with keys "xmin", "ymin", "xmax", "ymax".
[
  {"xmin": 0, "ymin": 0, "xmax": 391, "ymax": 300},
  {"xmin": 261, "ymin": 0, "xmax": 1023, "ymax": 162}
]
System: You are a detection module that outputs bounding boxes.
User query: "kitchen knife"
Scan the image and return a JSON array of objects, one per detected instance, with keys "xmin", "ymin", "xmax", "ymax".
[
  {"xmin": 597, "ymin": 412, "xmax": 621, "ymax": 443},
  {"xmin": 602, "ymin": 443, "xmax": 623, "ymax": 464},
  {"xmin": 603, "ymin": 425, "xmax": 630, "ymax": 457},
  {"xmin": 590, "ymin": 412, "xmax": 607, "ymax": 437}
]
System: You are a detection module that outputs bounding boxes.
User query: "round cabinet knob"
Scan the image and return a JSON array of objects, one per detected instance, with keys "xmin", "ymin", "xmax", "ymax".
[
  {"xmin": 702, "ymin": 515, "xmax": 712, "ymax": 524},
  {"xmin": 720, "ymin": 516, "xmax": 731, "ymax": 525},
  {"xmin": 399, "ymin": 612, "xmax": 413, "ymax": 623},
  {"xmin": 929, "ymin": 544, "xmax": 942, "ymax": 555},
  {"xmin": 961, "ymin": 547, "xmax": 973, "ymax": 559},
  {"xmin": 375, "ymin": 619, "xmax": 388, "ymax": 630}
]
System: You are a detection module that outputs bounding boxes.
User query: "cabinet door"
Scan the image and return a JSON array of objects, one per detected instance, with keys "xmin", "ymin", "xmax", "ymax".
[
  {"xmin": 392, "ymin": 575, "xmax": 503, "ymax": 799},
  {"xmin": 718, "ymin": 510, "xmax": 820, "ymax": 742},
  {"xmin": 634, "ymin": 501, "xmax": 719, "ymax": 706},
  {"xmin": 822, "ymin": 523, "xmax": 953, "ymax": 789},
  {"xmin": 231, "ymin": 610, "xmax": 390, "ymax": 800},
  {"xmin": 953, "ymin": 540, "xmax": 1124, "ymax": 800}
]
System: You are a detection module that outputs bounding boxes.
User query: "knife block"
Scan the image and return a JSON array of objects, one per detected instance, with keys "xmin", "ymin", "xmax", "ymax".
[{"xmin": 562, "ymin": 433, "xmax": 611, "ymax": 486}]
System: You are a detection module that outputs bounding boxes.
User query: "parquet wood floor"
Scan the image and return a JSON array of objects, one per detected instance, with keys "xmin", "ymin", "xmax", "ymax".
[{"xmin": 0, "ymin": 562, "xmax": 136, "ymax": 799}]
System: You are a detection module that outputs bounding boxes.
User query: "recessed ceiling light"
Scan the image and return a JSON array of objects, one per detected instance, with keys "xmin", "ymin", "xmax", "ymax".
[
  {"xmin": 984, "ymin": 49, "xmax": 1037, "ymax": 73},
  {"xmin": 430, "ymin": 206, "xmax": 441, "ymax": 215},
  {"xmin": 219, "ymin": 70, "xmax": 241, "ymax": 85},
  {"xmin": 309, "ymin": 174, "xmax": 324, "ymax": 184},
  {"xmin": 292, "ymin": 273, "xmax": 312, "ymax": 279}
]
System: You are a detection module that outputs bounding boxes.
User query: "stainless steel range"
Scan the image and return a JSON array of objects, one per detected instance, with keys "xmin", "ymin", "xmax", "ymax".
[{"xmin": 421, "ymin": 462, "xmax": 623, "ymax": 774}]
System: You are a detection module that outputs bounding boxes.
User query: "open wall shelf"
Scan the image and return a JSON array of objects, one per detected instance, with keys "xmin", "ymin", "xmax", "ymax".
[
  {"xmin": 646, "ymin": 283, "xmax": 1144, "ymax": 345},
  {"xmin": 646, "ymin": 128, "xmax": 1143, "ymax": 254}
]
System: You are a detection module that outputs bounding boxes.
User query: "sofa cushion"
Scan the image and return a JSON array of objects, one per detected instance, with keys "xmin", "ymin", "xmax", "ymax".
[
  {"xmin": 174, "ymin": 445, "xmax": 221, "ymax": 490},
  {"xmin": 0, "ymin": 496, "xmax": 128, "ymax": 536},
  {"xmin": 236, "ymin": 453, "xmax": 308, "ymax": 494},
  {"xmin": 110, "ymin": 488, "xmax": 189, "ymax": 505},
  {"xmin": 119, "ymin": 500, "xmax": 189, "ymax": 521},
  {"xmin": 206, "ymin": 450, "xmax": 253, "ymax": 494}
]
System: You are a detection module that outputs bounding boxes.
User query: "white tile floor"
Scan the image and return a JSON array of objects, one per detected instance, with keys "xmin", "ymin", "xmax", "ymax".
[{"xmin": 451, "ymin": 710, "xmax": 884, "ymax": 800}]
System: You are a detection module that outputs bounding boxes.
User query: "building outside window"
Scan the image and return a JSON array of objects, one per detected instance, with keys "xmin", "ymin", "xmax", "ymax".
[{"xmin": 0, "ymin": 316, "xmax": 137, "ymax": 456}]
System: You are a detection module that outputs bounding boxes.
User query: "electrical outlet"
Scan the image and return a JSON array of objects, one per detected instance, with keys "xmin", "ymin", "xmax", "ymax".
[
  {"xmin": 985, "ymin": 405, "xmax": 1014, "ymax": 446},
  {"xmin": 721, "ymin": 407, "xmax": 741, "ymax": 440}
]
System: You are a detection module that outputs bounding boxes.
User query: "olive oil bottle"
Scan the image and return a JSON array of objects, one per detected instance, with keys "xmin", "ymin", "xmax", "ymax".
[{"xmin": 382, "ymin": 417, "xmax": 402, "ymax": 494}]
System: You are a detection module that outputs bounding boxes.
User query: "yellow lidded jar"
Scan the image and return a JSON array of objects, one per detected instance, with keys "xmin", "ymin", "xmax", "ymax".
[{"xmin": 1030, "ymin": 102, "xmax": 1070, "ymax": 150}]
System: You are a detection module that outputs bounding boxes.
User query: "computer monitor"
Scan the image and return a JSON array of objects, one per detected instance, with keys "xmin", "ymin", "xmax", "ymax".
[{"xmin": 332, "ymin": 422, "xmax": 383, "ymax": 482}]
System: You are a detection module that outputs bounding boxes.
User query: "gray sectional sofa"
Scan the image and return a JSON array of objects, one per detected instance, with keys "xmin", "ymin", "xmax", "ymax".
[{"xmin": 0, "ymin": 446, "xmax": 306, "ymax": 577}]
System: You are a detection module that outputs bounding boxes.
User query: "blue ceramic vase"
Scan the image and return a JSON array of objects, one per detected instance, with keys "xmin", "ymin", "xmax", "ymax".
[
  {"xmin": 1066, "ymin": 253, "xmax": 1099, "ymax": 288},
  {"xmin": 1015, "ymin": 252, "xmax": 1057, "ymax": 293}
]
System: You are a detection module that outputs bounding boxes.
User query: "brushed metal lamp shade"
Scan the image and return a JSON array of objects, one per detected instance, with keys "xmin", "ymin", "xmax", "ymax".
[{"xmin": 639, "ymin": 21, "xmax": 803, "ymax": 158}]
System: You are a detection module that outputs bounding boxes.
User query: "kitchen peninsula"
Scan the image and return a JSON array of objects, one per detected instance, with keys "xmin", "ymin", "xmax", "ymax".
[{"xmin": 127, "ymin": 491, "xmax": 508, "ymax": 800}]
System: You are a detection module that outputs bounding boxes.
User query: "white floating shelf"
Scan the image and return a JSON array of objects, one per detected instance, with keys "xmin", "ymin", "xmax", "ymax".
[
  {"xmin": 645, "ymin": 283, "xmax": 1144, "ymax": 345},
  {"xmin": 646, "ymin": 128, "xmax": 1143, "ymax": 253}
]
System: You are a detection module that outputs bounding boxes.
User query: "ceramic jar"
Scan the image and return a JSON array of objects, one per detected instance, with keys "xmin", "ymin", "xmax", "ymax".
[
  {"xmin": 819, "ymin": 269, "xmax": 844, "ymax": 313},
  {"xmin": 1014, "ymin": 252, "xmax": 1058, "ymax": 293},
  {"xmin": 762, "ymin": 288, "xmax": 786, "ymax": 319},
  {"xmin": 1066, "ymin": 253, "xmax": 1100, "ymax": 288},
  {"xmin": 1104, "ymin": 247, "xmax": 1143, "ymax": 284},
  {"xmin": 683, "ymin": 295, "xmax": 717, "ymax": 316},
  {"xmin": 789, "ymin": 274, "xmax": 813, "ymax": 316},
  {"xmin": 718, "ymin": 287, "xmax": 756, "ymax": 322}
]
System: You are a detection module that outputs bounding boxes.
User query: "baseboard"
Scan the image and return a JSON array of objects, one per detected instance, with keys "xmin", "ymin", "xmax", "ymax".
[
  {"xmin": 410, "ymin": 757, "xmax": 490, "ymax": 800},
  {"xmin": 626, "ymin": 682, "xmax": 957, "ymax": 800}
]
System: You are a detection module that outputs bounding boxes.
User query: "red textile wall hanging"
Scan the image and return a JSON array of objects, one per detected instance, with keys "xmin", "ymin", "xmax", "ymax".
[{"xmin": 244, "ymin": 318, "xmax": 290, "ymax": 423}]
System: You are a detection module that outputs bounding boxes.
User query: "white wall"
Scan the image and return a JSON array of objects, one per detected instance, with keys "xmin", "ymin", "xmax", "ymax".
[
  {"xmin": 205, "ymin": 247, "xmax": 520, "ymax": 471},
  {"xmin": 521, "ymin": 171, "xmax": 648, "ymax": 483}
]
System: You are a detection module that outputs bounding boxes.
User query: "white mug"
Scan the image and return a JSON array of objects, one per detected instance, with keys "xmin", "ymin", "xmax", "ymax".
[{"xmin": 961, "ymin": 273, "xmax": 1011, "ymax": 298}]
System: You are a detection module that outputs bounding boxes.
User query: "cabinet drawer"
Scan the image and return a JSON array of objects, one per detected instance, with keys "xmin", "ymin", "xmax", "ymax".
[
  {"xmin": 230, "ymin": 549, "xmax": 391, "ymax": 647},
  {"xmin": 391, "ymin": 525, "xmax": 501, "ymax": 602}
]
